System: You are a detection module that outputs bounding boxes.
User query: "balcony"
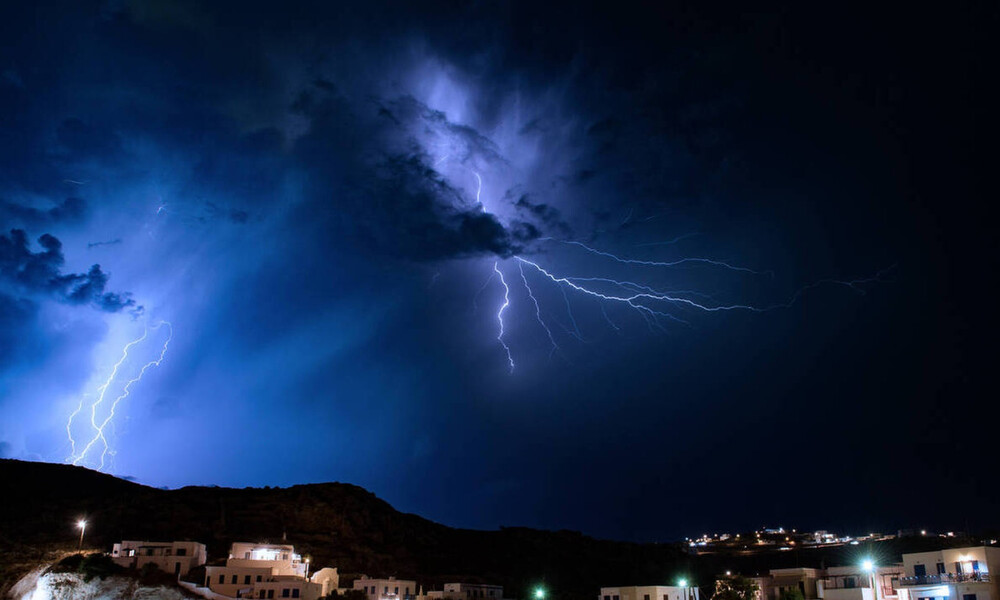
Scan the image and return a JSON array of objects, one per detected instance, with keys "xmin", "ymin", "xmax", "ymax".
[{"xmin": 898, "ymin": 573, "xmax": 991, "ymax": 586}]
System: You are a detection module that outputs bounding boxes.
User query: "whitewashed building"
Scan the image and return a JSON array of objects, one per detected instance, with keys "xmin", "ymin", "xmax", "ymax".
[
  {"xmin": 425, "ymin": 583, "xmax": 504, "ymax": 600},
  {"xmin": 818, "ymin": 565, "xmax": 905, "ymax": 600},
  {"xmin": 110, "ymin": 540, "xmax": 207, "ymax": 578},
  {"xmin": 897, "ymin": 546, "xmax": 998, "ymax": 600},
  {"xmin": 204, "ymin": 542, "xmax": 338, "ymax": 600},
  {"xmin": 354, "ymin": 576, "xmax": 419, "ymax": 600},
  {"xmin": 599, "ymin": 584, "xmax": 701, "ymax": 600}
]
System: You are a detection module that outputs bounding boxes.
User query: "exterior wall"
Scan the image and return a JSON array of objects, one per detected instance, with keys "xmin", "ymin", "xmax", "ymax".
[
  {"xmin": 599, "ymin": 585, "xmax": 701, "ymax": 600},
  {"xmin": 251, "ymin": 579, "xmax": 325, "ymax": 600},
  {"xmin": 822, "ymin": 588, "xmax": 875, "ymax": 600},
  {"xmin": 354, "ymin": 576, "xmax": 419, "ymax": 600},
  {"xmin": 205, "ymin": 565, "xmax": 276, "ymax": 597},
  {"xmin": 311, "ymin": 568, "xmax": 339, "ymax": 597},
  {"xmin": 440, "ymin": 583, "xmax": 503, "ymax": 600},
  {"xmin": 110, "ymin": 540, "xmax": 207, "ymax": 577}
]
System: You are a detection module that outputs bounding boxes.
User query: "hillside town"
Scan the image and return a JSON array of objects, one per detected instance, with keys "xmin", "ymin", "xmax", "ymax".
[{"xmin": 101, "ymin": 538, "xmax": 998, "ymax": 600}]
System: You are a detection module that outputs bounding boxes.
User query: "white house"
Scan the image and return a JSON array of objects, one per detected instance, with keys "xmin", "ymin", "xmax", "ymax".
[
  {"xmin": 204, "ymin": 542, "xmax": 338, "ymax": 600},
  {"xmin": 354, "ymin": 576, "xmax": 419, "ymax": 600},
  {"xmin": 599, "ymin": 584, "xmax": 701, "ymax": 600},
  {"xmin": 897, "ymin": 546, "xmax": 998, "ymax": 600},
  {"xmin": 110, "ymin": 540, "xmax": 207, "ymax": 578},
  {"xmin": 425, "ymin": 583, "xmax": 504, "ymax": 600},
  {"xmin": 818, "ymin": 565, "xmax": 905, "ymax": 600}
]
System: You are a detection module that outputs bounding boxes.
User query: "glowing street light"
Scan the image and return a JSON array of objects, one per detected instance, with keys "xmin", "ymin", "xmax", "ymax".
[
  {"xmin": 862, "ymin": 558, "xmax": 878, "ymax": 600},
  {"xmin": 678, "ymin": 580, "xmax": 688, "ymax": 588},
  {"xmin": 534, "ymin": 588, "xmax": 546, "ymax": 600},
  {"xmin": 76, "ymin": 519, "xmax": 87, "ymax": 550}
]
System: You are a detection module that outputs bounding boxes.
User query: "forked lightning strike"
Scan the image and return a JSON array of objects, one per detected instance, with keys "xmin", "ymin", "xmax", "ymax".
[{"xmin": 67, "ymin": 321, "xmax": 173, "ymax": 471}]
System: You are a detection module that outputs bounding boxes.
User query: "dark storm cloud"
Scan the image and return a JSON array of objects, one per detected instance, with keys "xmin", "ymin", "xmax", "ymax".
[
  {"xmin": 0, "ymin": 197, "xmax": 88, "ymax": 226},
  {"xmin": 290, "ymin": 87, "xmax": 542, "ymax": 261},
  {"xmin": 0, "ymin": 229, "xmax": 138, "ymax": 313}
]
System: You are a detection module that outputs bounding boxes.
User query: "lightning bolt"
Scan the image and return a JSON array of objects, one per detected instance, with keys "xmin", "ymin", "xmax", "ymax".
[
  {"xmin": 493, "ymin": 261, "xmax": 515, "ymax": 373},
  {"xmin": 543, "ymin": 238, "xmax": 770, "ymax": 276},
  {"xmin": 66, "ymin": 328, "xmax": 151, "ymax": 462},
  {"xmin": 68, "ymin": 321, "xmax": 173, "ymax": 470},
  {"xmin": 518, "ymin": 260, "xmax": 560, "ymax": 357}
]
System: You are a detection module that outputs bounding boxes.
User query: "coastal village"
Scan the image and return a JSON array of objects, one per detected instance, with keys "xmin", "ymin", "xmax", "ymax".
[{"xmin": 103, "ymin": 538, "xmax": 998, "ymax": 600}]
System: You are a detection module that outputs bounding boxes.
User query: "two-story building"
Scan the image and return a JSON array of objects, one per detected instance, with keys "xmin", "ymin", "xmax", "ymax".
[
  {"xmin": 354, "ymin": 576, "xmax": 419, "ymax": 600},
  {"xmin": 772, "ymin": 569, "xmax": 825, "ymax": 600},
  {"xmin": 204, "ymin": 542, "xmax": 337, "ymax": 600},
  {"xmin": 818, "ymin": 565, "xmax": 905, "ymax": 600},
  {"xmin": 897, "ymin": 546, "xmax": 998, "ymax": 600},
  {"xmin": 599, "ymin": 584, "xmax": 701, "ymax": 600},
  {"xmin": 110, "ymin": 540, "xmax": 207, "ymax": 578},
  {"xmin": 425, "ymin": 583, "xmax": 504, "ymax": 600}
]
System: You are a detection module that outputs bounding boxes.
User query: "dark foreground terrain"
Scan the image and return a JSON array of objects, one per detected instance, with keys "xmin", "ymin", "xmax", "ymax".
[{"xmin": 0, "ymin": 459, "xmax": 969, "ymax": 599}]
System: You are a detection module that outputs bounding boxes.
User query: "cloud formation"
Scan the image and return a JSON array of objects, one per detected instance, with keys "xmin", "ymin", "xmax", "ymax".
[{"xmin": 0, "ymin": 229, "xmax": 139, "ymax": 313}]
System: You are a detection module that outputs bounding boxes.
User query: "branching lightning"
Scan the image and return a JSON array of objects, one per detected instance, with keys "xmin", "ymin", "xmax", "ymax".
[
  {"xmin": 518, "ymin": 260, "xmax": 560, "ymax": 357},
  {"xmin": 493, "ymin": 261, "xmax": 515, "ymax": 373},
  {"xmin": 66, "ymin": 321, "xmax": 173, "ymax": 471},
  {"xmin": 543, "ymin": 238, "xmax": 770, "ymax": 276}
]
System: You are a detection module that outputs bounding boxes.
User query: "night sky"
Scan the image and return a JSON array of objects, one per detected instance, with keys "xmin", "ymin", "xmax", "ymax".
[{"xmin": 0, "ymin": 2, "xmax": 994, "ymax": 542}]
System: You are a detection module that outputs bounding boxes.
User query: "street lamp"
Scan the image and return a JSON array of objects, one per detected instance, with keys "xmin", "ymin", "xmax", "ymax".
[
  {"xmin": 534, "ymin": 588, "xmax": 546, "ymax": 600},
  {"xmin": 76, "ymin": 519, "xmax": 87, "ymax": 550},
  {"xmin": 862, "ymin": 559, "xmax": 877, "ymax": 600},
  {"xmin": 678, "ymin": 579, "xmax": 691, "ymax": 600},
  {"xmin": 305, "ymin": 557, "xmax": 311, "ymax": 579}
]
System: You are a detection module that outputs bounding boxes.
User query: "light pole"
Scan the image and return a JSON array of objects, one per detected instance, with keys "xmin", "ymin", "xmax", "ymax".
[
  {"xmin": 305, "ymin": 557, "xmax": 310, "ymax": 579},
  {"xmin": 862, "ymin": 559, "xmax": 877, "ymax": 600},
  {"xmin": 678, "ymin": 579, "xmax": 690, "ymax": 600},
  {"xmin": 76, "ymin": 519, "xmax": 87, "ymax": 550}
]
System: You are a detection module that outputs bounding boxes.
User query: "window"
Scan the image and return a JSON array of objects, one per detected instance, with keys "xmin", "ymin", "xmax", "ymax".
[
  {"xmin": 282, "ymin": 589, "xmax": 290, "ymax": 598},
  {"xmin": 293, "ymin": 590, "xmax": 300, "ymax": 598},
  {"xmin": 395, "ymin": 588, "xmax": 400, "ymax": 595},
  {"xmin": 268, "ymin": 591, "xmax": 275, "ymax": 599},
  {"xmin": 614, "ymin": 595, "xmax": 620, "ymax": 600},
  {"xmin": 246, "ymin": 575, "xmax": 252, "ymax": 585},
  {"xmin": 176, "ymin": 548, "xmax": 187, "ymax": 556},
  {"xmin": 258, "ymin": 576, "xmax": 263, "ymax": 582},
  {"xmin": 936, "ymin": 563, "xmax": 945, "ymax": 574},
  {"xmin": 282, "ymin": 554, "xmax": 289, "ymax": 560},
  {"xmin": 664, "ymin": 595, "xmax": 668, "ymax": 600},
  {"xmin": 220, "ymin": 575, "xmax": 226, "ymax": 584},
  {"xmin": 386, "ymin": 587, "xmax": 390, "ymax": 594},
  {"xmin": 844, "ymin": 578, "xmax": 855, "ymax": 589},
  {"xmin": 246, "ymin": 552, "xmax": 252, "ymax": 559},
  {"xmin": 963, "ymin": 594, "xmax": 976, "ymax": 600},
  {"xmin": 259, "ymin": 591, "xmax": 266, "ymax": 599},
  {"xmin": 645, "ymin": 595, "xmax": 651, "ymax": 600},
  {"xmin": 233, "ymin": 575, "xmax": 238, "ymax": 584},
  {"xmin": 166, "ymin": 549, "xmax": 172, "ymax": 555},
  {"xmin": 971, "ymin": 561, "xmax": 980, "ymax": 573},
  {"xmin": 914, "ymin": 565, "xmax": 926, "ymax": 577},
  {"xmin": 605, "ymin": 595, "xmax": 611, "ymax": 600}
]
